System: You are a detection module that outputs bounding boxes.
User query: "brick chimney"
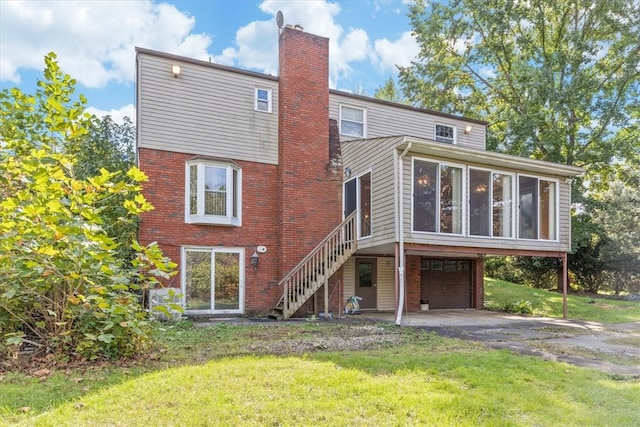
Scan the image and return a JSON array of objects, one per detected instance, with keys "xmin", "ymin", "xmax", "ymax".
[{"xmin": 277, "ymin": 25, "xmax": 342, "ymax": 276}]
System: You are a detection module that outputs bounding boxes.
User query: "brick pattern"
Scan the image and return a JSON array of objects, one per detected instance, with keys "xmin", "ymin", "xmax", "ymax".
[
  {"xmin": 138, "ymin": 148, "xmax": 282, "ymax": 312},
  {"xmin": 138, "ymin": 27, "xmax": 344, "ymax": 315},
  {"xmin": 277, "ymin": 27, "xmax": 342, "ymax": 277},
  {"xmin": 405, "ymin": 255, "xmax": 422, "ymax": 312}
]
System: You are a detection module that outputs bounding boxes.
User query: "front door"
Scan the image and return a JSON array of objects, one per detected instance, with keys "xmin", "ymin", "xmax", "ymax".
[{"xmin": 355, "ymin": 258, "xmax": 377, "ymax": 309}]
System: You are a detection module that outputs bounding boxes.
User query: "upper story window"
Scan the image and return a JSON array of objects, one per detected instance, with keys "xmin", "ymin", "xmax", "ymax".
[
  {"xmin": 255, "ymin": 88, "xmax": 272, "ymax": 113},
  {"xmin": 413, "ymin": 158, "xmax": 464, "ymax": 234},
  {"xmin": 186, "ymin": 160, "xmax": 241, "ymax": 226},
  {"xmin": 340, "ymin": 105, "xmax": 366, "ymax": 138},
  {"xmin": 435, "ymin": 124, "xmax": 455, "ymax": 144},
  {"xmin": 469, "ymin": 168, "xmax": 514, "ymax": 238},
  {"xmin": 518, "ymin": 175, "xmax": 557, "ymax": 240}
]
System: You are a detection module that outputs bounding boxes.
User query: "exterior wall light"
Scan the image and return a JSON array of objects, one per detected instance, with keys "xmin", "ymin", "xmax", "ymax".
[
  {"xmin": 250, "ymin": 250, "xmax": 259, "ymax": 268},
  {"xmin": 171, "ymin": 65, "xmax": 181, "ymax": 78},
  {"xmin": 464, "ymin": 125, "xmax": 473, "ymax": 134},
  {"xmin": 344, "ymin": 167, "xmax": 352, "ymax": 178}
]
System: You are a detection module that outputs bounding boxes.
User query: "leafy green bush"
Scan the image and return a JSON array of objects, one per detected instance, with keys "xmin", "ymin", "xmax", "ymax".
[
  {"xmin": 0, "ymin": 53, "xmax": 176, "ymax": 361},
  {"xmin": 502, "ymin": 300, "xmax": 534, "ymax": 315}
]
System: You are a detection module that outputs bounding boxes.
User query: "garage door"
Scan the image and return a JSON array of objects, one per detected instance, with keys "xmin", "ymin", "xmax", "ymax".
[{"xmin": 420, "ymin": 259, "xmax": 471, "ymax": 309}]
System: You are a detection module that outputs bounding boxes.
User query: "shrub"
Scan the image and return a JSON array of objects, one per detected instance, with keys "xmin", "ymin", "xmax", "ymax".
[{"xmin": 502, "ymin": 300, "xmax": 534, "ymax": 315}]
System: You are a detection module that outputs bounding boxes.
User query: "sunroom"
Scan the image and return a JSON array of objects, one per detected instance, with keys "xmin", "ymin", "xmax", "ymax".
[{"xmin": 340, "ymin": 136, "xmax": 583, "ymax": 316}]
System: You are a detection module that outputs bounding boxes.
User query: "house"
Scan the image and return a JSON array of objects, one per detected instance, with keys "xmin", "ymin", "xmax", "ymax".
[{"xmin": 135, "ymin": 24, "xmax": 582, "ymax": 322}]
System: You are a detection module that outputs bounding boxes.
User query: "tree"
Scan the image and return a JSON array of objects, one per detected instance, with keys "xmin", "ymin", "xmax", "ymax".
[
  {"xmin": 400, "ymin": 0, "xmax": 640, "ymax": 177},
  {"xmin": 75, "ymin": 115, "xmax": 138, "ymax": 262},
  {"xmin": 374, "ymin": 77, "xmax": 407, "ymax": 104},
  {"xmin": 0, "ymin": 53, "xmax": 176, "ymax": 361},
  {"xmin": 400, "ymin": 0, "xmax": 640, "ymax": 290}
]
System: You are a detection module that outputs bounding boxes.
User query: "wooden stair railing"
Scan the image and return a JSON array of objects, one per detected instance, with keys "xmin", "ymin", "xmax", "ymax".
[{"xmin": 271, "ymin": 212, "xmax": 357, "ymax": 319}]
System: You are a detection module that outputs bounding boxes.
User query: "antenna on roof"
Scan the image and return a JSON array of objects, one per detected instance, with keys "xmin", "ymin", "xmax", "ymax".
[{"xmin": 276, "ymin": 10, "xmax": 284, "ymax": 30}]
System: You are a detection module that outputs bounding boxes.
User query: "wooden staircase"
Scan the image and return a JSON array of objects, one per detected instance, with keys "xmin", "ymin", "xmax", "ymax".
[{"xmin": 271, "ymin": 212, "xmax": 357, "ymax": 319}]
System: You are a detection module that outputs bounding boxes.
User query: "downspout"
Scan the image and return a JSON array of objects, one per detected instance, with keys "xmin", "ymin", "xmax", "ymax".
[{"xmin": 396, "ymin": 140, "xmax": 412, "ymax": 326}]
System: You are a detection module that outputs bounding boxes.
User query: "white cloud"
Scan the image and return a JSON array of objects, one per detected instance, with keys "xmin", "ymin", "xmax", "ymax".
[
  {"xmin": 372, "ymin": 31, "xmax": 419, "ymax": 72},
  {"xmin": 0, "ymin": 0, "xmax": 212, "ymax": 88},
  {"xmin": 86, "ymin": 104, "xmax": 136, "ymax": 125},
  {"xmin": 216, "ymin": 0, "xmax": 373, "ymax": 88}
]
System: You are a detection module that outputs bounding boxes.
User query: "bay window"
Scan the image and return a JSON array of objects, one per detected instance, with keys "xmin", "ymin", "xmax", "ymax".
[{"xmin": 186, "ymin": 160, "xmax": 241, "ymax": 225}]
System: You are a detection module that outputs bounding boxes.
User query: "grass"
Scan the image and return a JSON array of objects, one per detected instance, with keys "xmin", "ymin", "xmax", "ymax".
[
  {"xmin": 484, "ymin": 278, "xmax": 640, "ymax": 323},
  {"xmin": 1, "ymin": 281, "xmax": 639, "ymax": 426}
]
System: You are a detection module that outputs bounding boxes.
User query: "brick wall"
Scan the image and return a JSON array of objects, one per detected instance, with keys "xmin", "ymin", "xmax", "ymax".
[
  {"xmin": 138, "ymin": 26, "xmax": 345, "ymax": 316},
  {"xmin": 277, "ymin": 26, "xmax": 343, "ymax": 277},
  {"xmin": 405, "ymin": 255, "xmax": 421, "ymax": 311},
  {"xmin": 138, "ymin": 148, "xmax": 281, "ymax": 312}
]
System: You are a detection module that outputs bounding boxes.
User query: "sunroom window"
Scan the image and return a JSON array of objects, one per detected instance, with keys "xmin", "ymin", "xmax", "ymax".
[
  {"xmin": 518, "ymin": 176, "xmax": 557, "ymax": 240},
  {"xmin": 469, "ymin": 169, "xmax": 514, "ymax": 238},
  {"xmin": 186, "ymin": 160, "xmax": 241, "ymax": 225},
  {"xmin": 413, "ymin": 159, "xmax": 464, "ymax": 234}
]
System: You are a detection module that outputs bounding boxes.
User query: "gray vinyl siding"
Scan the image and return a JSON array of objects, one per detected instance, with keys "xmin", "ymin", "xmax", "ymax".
[
  {"xmin": 343, "ymin": 136, "xmax": 578, "ymax": 255},
  {"xmin": 401, "ymin": 154, "xmax": 574, "ymax": 253},
  {"xmin": 137, "ymin": 52, "xmax": 278, "ymax": 164},
  {"xmin": 342, "ymin": 137, "xmax": 405, "ymax": 250},
  {"xmin": 330, "ymin": 92, "xmax": 485, "ymax": 150},
  {"xmin": 343, "ymin": 258, "xmax": 355, "ymax": 306},
  {"xmin": 377, "ymin": 257, "xmax": 396, "ymax": 311}
]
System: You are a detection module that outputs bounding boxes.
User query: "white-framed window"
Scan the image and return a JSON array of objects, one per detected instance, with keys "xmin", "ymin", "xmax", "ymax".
[
  {"xmin": 469, "ymin": 168, "xmax": 515, "ymax": 238},
  {"xmin": 518, "ymin": 175, "xmax": 558, "ymax": 241},
  {"xmin": 435, "ymin": 124, "xmax": 455, "ymax": 144},
  {"xmin": 185, "ymin": 160, "xmax": 241, "ymax": 226},
  {"xmin": 343, "ymin": 170, "xmax": 372, "ymax": 238},
  {"xmin": 181, "ymin": 246, "xmax": 244, "ymax": 314},
  {"xmin": 255, "ymin": 88, "xmax": 272, "ymax": 112},
  {"xmin": 412, "ymin": 158, "xmax": 465, "ymax": 234},
  {"xmin": 339, "ymin": 105, "xmax": 366, "ymax": 137}
]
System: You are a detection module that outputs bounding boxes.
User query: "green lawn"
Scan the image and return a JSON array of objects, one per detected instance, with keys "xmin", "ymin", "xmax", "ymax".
[
  {"xmin": 1, "ymin": 281, "xmax": 639, "ymax": 426},
  {"xmin": 484, "ymin": 278, "xmax": 640, "ymax": 323}
]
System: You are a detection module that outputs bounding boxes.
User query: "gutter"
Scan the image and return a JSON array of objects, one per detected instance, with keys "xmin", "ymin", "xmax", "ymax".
[{"xmin": 395, "ymin": 139, "xmax": 412, "ymax": 326}]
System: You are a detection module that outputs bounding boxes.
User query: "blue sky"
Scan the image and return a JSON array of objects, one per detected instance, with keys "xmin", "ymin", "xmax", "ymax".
[{"xmin": 0, "ymin": 0, "xmax": 419, "ymax": 124}]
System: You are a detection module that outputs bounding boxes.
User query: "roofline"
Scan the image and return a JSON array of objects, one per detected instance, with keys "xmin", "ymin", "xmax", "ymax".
[
  {"xmin": 398, "ymin": 136, "xmax": 584, "ymax": 177},
  {"xmin": 135, "ymin": 47, "xmax": 279, "ymax": 82},
  {"xmin": 329, "ymin": 89, "xmax": 488, "ymax": 126},
  {"xmin": 135, "ymin": 47, "xmax": 488, "ymax": 126},
  {"xmin": 343, "ymin": 135, "xmax": 583, "ymax": 177}
]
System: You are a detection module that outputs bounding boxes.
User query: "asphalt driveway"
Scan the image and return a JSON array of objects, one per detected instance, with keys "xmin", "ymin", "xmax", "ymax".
[{"xmin": 363, "ymin": 310, "xmax": 640, "ymax": 376}]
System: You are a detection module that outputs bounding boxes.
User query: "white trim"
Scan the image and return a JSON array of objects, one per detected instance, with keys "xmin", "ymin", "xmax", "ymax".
[
  {"xmin": 411, "ymin": 156, "xmax": 466, "ymax": 236},
  {"xmin": 516, "ymin": 174, "xmax": 560, "ymax": 242},
  {"xmin": 254, "ymin": 87, "xmax": 272, "ymax": 113},
  {"xmin": 339, "ymin": 104, "xmax": 367, "ymax": 138},
  {"xmin": 434, "ymin": 123, "xmax": 456, "ymax": 144},
  {"xmin": 468, "ymin": 166, "xmax": 516, "ymax": 239},
  {"xmin": 185, "ymin": 160, "xmax": 242, "ymax": 226},
  {"xmin": 357, "ymin": 169, "xmax": 373, "ymax": 239},
  {"xmin": 181, "ymin": 246, "xmax": 245, "ymax": 315}
]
